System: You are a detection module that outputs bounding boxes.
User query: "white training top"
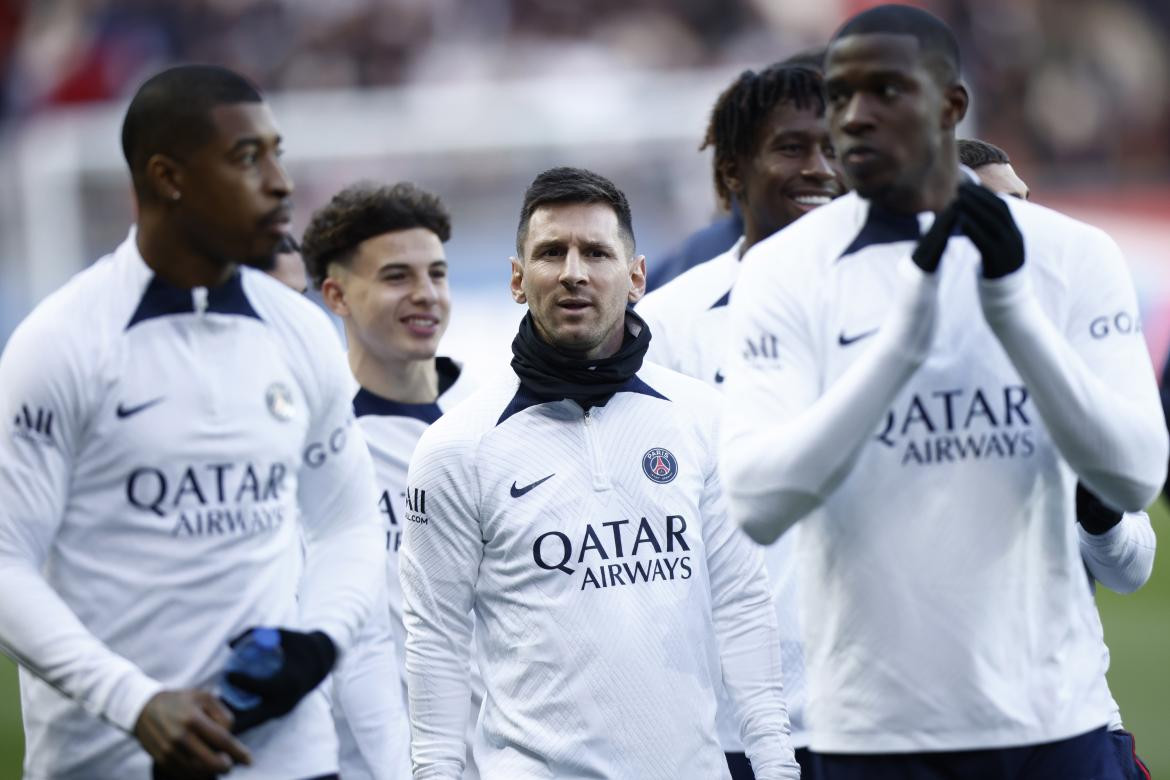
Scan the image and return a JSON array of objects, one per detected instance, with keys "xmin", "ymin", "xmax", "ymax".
[
  {"xmin": 638, "ymin": 235, "xmax": 809, "ymax": 751},
  {"xmin": 331, "ymin": 358, "xmax": 476, "ymax": 779},
  {"xmin": 1079, "ymin": 510, "xmax": 1156, "ymax": 731},
  {"xmin": 720, "ymin": 189, "xmax": 1168, "ymax": 753},
  {"xmin": 0, "ymin": 231, "xmax": 383, "ymax": 779},
  {"xmin": 401, "ymin": 359, "xmax": 799, "ymax": 780}
]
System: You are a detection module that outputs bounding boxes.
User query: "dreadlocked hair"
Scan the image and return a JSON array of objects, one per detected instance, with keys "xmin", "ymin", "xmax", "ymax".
[{"xmin": 702, "ymin": 64, "xmax": 826, "ymax": 209}]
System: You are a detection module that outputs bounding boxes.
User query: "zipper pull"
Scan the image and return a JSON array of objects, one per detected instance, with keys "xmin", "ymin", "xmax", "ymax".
[{"xmin": 192, "ymin": 287, "xmax": 209, "ymax": 315}]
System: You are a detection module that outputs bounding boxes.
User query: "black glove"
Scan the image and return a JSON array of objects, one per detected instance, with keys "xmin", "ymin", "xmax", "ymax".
[
  {"xmin": 910, "ymin": 200, "xmax": 960, "ymax": 274},
  {"xmin": 1076, "ymin": 481, "xmax": 1124, "ymax": 535},
  {"xmin": 957, "ymin": 181, "xmax": 1025, "ymax": 279},
  {"xmin": 224, "ymin": 628, "xmax": 337, "ymax": 734}
]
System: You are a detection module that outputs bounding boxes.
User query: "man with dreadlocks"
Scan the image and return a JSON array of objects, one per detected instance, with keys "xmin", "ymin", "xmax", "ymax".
[{"xmin": 638, "ymin": 62, "xmax": 844, "ymax": 780}]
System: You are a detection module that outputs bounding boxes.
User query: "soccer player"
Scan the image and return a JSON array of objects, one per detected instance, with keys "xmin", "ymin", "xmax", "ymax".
[
  {"xmin": 252, "ymin": 233, "xmax": 311, "ymax": 294},
  {"xmin": 962, "ymin": 136, "xmax": 1156, "ymax": 780},
  {"xmin": 956, "ymin": 138, "xmax": 1029, "ymax": 200},
  {"xmin": 401, "ymin": 166, "xmax": 799, "ymax": 779},
  {"xmin": 638, "ymin": 62, "xmax": 843, "ymax": 778},
  {"xmin": 720, "ymin": 5, "xmax": 1167, "ymax": 779},
  {"xmin": 301, "ymin": 181, "xmax": 477, "ymax": 780},
  {"xmin": 0, "ymin": 65, "xmax": 383, "ymax": 779},
  {"xmin": 646, "ymin": 48, "xmax": 829, "ymax": 292}
]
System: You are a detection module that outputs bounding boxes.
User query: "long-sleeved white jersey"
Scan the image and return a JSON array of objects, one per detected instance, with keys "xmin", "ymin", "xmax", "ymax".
[
  {"xmin": 720, "ymin": 189, "xmax": 1168, "ymax": 753},
  {"xmin": 637, "ymin": 236, "xmax": 809, "ymax": 751},
  {"xmin": 0, "ymin": 231, "xmax": 383, "ymax": 779},
  {"xmin": 1079, "ymin": 510, "xmax": 1156, "ymax": 731},
  {"xmin": 400, "ymin": 361, "xmax": 799, "ymax": 780},
  {"xmin": 331, "ymin": 361, "xmax": 476, "ymax": 780}
]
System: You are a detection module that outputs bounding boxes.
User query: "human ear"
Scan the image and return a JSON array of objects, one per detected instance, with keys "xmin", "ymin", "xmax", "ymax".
[{"xmin": 510, "ymin": 257, "xmax": 526, "ymax": 304}]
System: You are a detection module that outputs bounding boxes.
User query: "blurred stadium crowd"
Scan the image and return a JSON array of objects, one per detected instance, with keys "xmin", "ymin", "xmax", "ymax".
[{"xmin": 2, "ymin": 0, "xmax": 1169, "ymax": 186}]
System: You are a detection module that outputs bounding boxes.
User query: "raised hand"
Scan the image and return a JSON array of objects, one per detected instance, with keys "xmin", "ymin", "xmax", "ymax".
[
  {"xmin": 910, "ymin": 200, "xmax": 960, "ymax": 274},
  {"xmin": 958, "ymin": 181, "xmax": 1024, "ymax": 279}
]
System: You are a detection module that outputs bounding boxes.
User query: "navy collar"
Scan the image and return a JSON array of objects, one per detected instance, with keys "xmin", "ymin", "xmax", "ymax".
[
  {"xmin": 496, "ymin": 374, "xmax": 668, "ymax": 427},
  {"xmin": 353, "ymin": 388, "xmax": 443, "ymax": 425},
  {"xmin": 351, "ymin": 358, "xmax": 461, "ymax": 424},
  {"xmin": 126, "ymin": 271, "xmax": 260, "ymax": 330},
  {"xmin": 839, "ymin": 201, "xmax": 963, "ymax": 261}
]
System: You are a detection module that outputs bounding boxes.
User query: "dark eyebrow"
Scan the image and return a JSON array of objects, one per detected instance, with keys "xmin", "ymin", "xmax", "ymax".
[
  {"xmin": 228, "ymin": 134, "xmax": 282, "ymax": 155},
  {"xmin": 530, "ymin": 239, "xmax": 565, "ymax": 256},
  {"xmin": 581, "ymin": 240, "xmax": 618, "ymax": 254}
]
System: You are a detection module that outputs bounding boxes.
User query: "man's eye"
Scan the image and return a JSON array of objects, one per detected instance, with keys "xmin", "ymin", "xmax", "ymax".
[{"xmin": 879, "ymin": 84, "xmax": 900, "ymax": 100}]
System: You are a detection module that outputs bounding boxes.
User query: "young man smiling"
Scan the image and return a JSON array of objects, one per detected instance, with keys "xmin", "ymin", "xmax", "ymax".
[
  {"xmin": 301, "ymin": 181, "xmax": 477, "ymax": 779},
  {"xmin": 400, "ymin": 167, "xmax": 799, "ymax": 780},
  {"xmin": 720, "ymin": 5, "xmax": 1166, "ymax": 779},
  {"xmin": 638, "ymin": 62, "xmax": 843, "ymax": 779}
]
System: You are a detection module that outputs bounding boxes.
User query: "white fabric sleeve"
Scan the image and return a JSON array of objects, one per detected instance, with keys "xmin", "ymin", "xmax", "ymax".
[
  {"xmin": 0, "ymin": 319, "xmax": 163, "ymax": 732},
  {"xmin": 1079, "ymin": 512, "xmax": 1156, "ymax": 595},
  {"xmin": 297, "ymin": 337, "xmax": 383, "ymax": 654},
  {"xmin": 399, "ymin": 427, "xmax": 483, "ymax": 780},
  {"xmin": 636, "ymin": 293, "xmax": 679, "ymax": 371},
  {"xmin": 331, "ymin": 579, "xmax": 411, "ymax": 778},
  {"xmin": 700, "ymin": 434, "xmax": 798, "ymax": 779},
  {"xmin": 977, "ymin": 228, "xmax": 1168, "ymax": 511},
  {"xmin": 720, "ymin": 255, "xmax": 941, "ymax": 544}
]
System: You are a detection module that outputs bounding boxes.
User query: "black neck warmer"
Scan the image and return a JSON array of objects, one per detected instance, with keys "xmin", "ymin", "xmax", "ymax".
[{"xmin": 510, "ymin": 310, "xmax": 651, "ymax": 405}]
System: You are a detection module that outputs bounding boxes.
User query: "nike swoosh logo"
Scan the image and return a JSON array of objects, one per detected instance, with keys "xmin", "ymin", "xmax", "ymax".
[
  {"xmin": 838, "ymin": 328, "xmax": 878, "ymax": 347},
  {"xmin": 510, "ymin": 473, "xmax": 555, "ymax": 498},
  {"xmin": 116, "ymin": 397, "xmax": 166, "ymax": 419}
]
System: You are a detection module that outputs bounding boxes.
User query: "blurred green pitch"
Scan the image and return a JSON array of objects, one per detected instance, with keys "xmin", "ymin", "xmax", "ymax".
[{"xmin": 0, "ymin": 503, "xmax": 1166, "ymax": 778}]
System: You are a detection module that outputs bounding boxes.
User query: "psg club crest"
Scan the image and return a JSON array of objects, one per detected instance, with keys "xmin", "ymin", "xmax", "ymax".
[
  {"xmin": 642, "ymin": 448, "xmax": 678, "ymax": 484},
  {"xmin": 265, "ymin": 382, "xmax": 295, "ymax": 422}
]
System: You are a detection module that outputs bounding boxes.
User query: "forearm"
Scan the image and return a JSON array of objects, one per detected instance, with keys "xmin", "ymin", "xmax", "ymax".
[
  {"xmin": 1079, "ymin": 512, "xmax": 1156, "ymax": 594},
  {"xmin": 402, "ymin": 590, "xmax": 474, "ymax": 780},
  {"xmin": 299, "ymin": 514, "xmax": 383, "ymax": 654},
  {"xmin": 980, "ymin": 273, "xmax": 1168, "ymax": 510},
  {"xmin": 715, "ymin": 589, "xmax": 799, "ymax": 779},
  {"xmin": 0, "ymin": 553, "xmax": 161, "ymax": 731},
  {"xmin": 723, "ymin": 258, "xmax": 939, "ymax": 544}
]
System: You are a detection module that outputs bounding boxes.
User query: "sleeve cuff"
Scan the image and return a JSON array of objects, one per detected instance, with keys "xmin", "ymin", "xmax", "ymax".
[
  {"xmin": 977, "ymin": 267, "xmax": 1032, "ymax": 327},
  {"xmin": 105, "ymin": 670, "xmax": 165, "ymax": 733}
]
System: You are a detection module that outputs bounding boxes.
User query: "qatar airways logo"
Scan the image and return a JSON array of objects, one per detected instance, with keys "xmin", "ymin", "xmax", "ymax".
[
  {"xmin": 126, "ymin": 461, "xmax": 290, "ymax": 538},
  {"xmin": 876, "ymin": 384, "xmax": 1035, "ymax": 465},
  {"xmin": 532, "ymin": 514, "xmax": 693, "ymax": 591}
]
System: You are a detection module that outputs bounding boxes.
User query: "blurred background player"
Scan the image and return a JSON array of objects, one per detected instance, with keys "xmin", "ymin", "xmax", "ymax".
[
  {"xmin": 638, "ymin": 61, "xmax": 844, "ymax": 779},
  {"xmin": 720, "ymin": 5, "xmax": 1167, "ymax": 779},
  {"xmin": 956, "ymin": 138, "xmax": 1029, "ymax": 201},
  {"xmin": 963, "ymin": 135, "xmax": 1156, "ymax": 780},
  {"xmin": 0, "ymin": 65, "xmax": 383, "ymax": 778},
  {"xmin": 250, "ymin": 233, "xmax": 310, "ymax": 294},
  {"xmin": 401, "ymin": 166, "xmax": 799, "ymax": 779},
  {"xmin": 301, "ymin": 181, "xmax": 478, "ymax": 780}
]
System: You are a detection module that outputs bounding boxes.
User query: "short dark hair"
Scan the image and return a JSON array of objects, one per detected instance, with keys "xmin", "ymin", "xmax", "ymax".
[
  {"xmin": 957, "ymin": 138, "xmax": 1011, "ymax": 170},
  {"xmin": 702, "ymin": 64, "xmax": 827, "ymax": 208},
  {"xmin": 121, "ymin": 65, "xmax": 263, "ymax": 197},
  {"xmin": 516, "ymin": 167, "xmax": 635, "ymax": 257},
  {"xmin": 301, "ymin": 181, "xmax": 452, "ymax": 288},
  {"xmin": 831, "ymin": 4, "xmax": 961, "ymax": 84}
]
